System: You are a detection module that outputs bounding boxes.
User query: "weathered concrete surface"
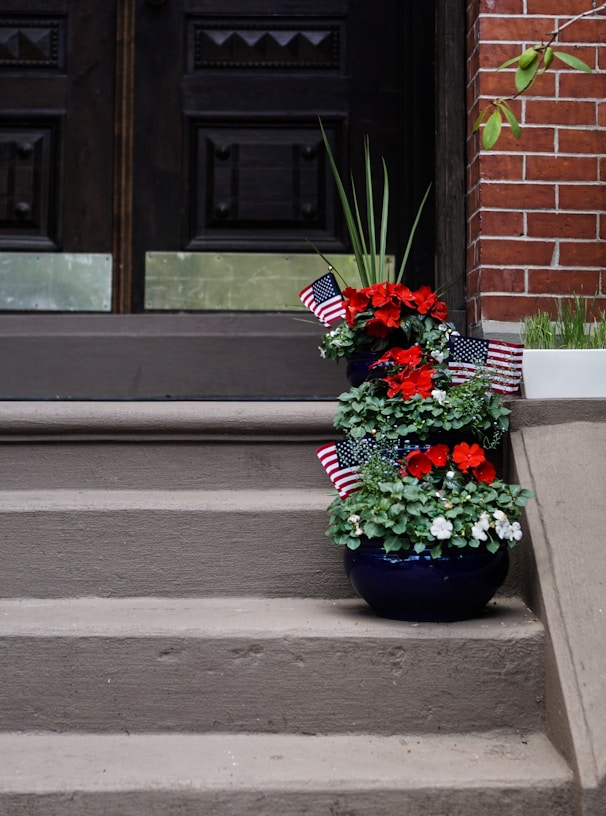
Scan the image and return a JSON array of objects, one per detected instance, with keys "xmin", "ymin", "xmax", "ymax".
[
  {"xmin": 0, "ymin": 731, "xmax": 573, "ymax": 816},
  {"xmin": 0, "ymin": 597, "xmax": 543, "ymax": 735},
  {"xmin": 511, "ymin": 415, "xmax": 606, "ymax": 816},
  {"xmin": 0, "ymin": 488, "xmax": 348, "ymax": 598}
]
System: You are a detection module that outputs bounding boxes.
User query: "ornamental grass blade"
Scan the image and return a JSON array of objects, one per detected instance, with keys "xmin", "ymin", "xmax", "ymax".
[
  {"xmin": 363, "ymin": 137, "xmax": 378, "ymax": 285},
  {"xmin": 379, "ymin": 159, "xmax": 389, "ymax": 283},
  {"xmin": 319, "ymin": 119, "xmax": 371, "ymax": 287},
  {"xmin": 397, "ymin": 183, "xmax": 431, "ymax": 283}
]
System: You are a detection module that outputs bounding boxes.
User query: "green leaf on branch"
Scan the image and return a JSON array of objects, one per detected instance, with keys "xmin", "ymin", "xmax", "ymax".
[
  {"xmin": 482, "ymin": 109, "xmax": 502, "ymax": 150},
  {"xmin": 515, "ymin": 62, "xmax": 539, "ymax": 93},
  {"xmin": 553, "ymin": 51, "xmax": 592, "ymax": 73},
  {"xmin": 499, "ymin": 101, "xmax": 521, "ymax": 140},
  {"xmin": 472, "ymin": 107, "xmax": 490, "ymax": 133},
  {"xmin": 497, "ymin": 54, "xmax": 522, "ymax": 70}
]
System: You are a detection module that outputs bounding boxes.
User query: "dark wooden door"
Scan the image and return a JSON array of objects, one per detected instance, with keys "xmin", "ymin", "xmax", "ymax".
[
  {"xmin": 0, "ymin": 1, "xmax": 116, "ymax": 255},
  {"xmin": 131, "ymin": 0, "xmax": 435, "ymax": 311}
]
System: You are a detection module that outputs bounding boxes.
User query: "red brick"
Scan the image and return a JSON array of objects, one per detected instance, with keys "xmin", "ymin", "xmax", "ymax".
[
  {"xmin": 558, "ymin": 183, "xmax": 606, "ymax": 211},
  {"xmin": 467, "ymin": 268, "xmax": 481, "ymax": 299},
  {"xmin": 481, "ymin": 267, "xmax": 526, "ymax": 292},
  {"xmin": 528, "ymin": 269, "xmax": 601, "ymax": 294},
  {"xmin": 559, "ymin": 72, "xmax": 606, "ymax": 100},
  {"xmin": 526, "ymin": 154, "xmax": 598, "ymax": 181},
  {"xmin": 480, "ymin": 209, "xmax": 525, "ymax": 236},
  {"xmin": 598, "ymin": 101, "xmax": 606, "ymax": 127},
  {"xmin": 479, "ymin": 0, "xmax": 523, "ymax": 14},
  {"xmin": 525, "ymin": 99, "xmax": 596, "ymax": 127},
  {"xmin": 478, "ymin": 237, "xmax": 556, "ymax": 266},
  {"xmin": 479, "ymin": 294, "xmax": 551, "ymax": 322},
  {"xmin": 558, "ymin": 17, "xmax": 606, "ymax": 44},
  {"xmin": 480, "ymin": 153, "xmax": 524, "ymax": 181},
  {"xmin": 558, "ymin": 128, "xmax": 604, "ymax": 155},
  {"xmin": 527, "ymin": 211, "xmax": 597, "ymax": 239},
  {"xmin": 479, "ymin": 43, "xmax": 520, "ymax": 69},
  {"xmin": 527, "ymin": 0, "xmax": 596, "ymax": 13},
  {"xmin": 559, "ymin": 240, "xmax": 606, "ymax": 267},
  {"xmin": 492, "ymin": 125, "xmax": 555, "ymax": 153},
  {"xmin": 481, "ymin": 181, "xmax": 556, "ymax": 210},
  {"xmin": 480, "ymin": 17, "xmax": 555, "ymax": 43}
]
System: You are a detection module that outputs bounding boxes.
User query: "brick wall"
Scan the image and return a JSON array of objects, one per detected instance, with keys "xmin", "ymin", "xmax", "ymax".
[{"xmin": 466, "ymin": 0, "xmax": 606, "ymax": 336}]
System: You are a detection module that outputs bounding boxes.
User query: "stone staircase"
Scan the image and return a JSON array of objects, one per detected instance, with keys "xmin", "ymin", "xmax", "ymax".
[{"xmin": 0, "ymin": 401, "xmax": 576, "ymax": 814}]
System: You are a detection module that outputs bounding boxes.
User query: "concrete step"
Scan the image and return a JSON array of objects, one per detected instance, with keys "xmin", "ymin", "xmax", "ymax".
[
  {"xmin": 0, "ymin": 731, "xmax": 573, "ymax": 815},
  {"xmin": 0, "ymin": 401, "xmax": 336, "ymax": 490},
  {"xmin": 0, "ymin": 597, "xmax": 545, "ymax": 735},
  {"xmin": 1, "ymin": 489, "xmax": 349, "ymax": 598}
]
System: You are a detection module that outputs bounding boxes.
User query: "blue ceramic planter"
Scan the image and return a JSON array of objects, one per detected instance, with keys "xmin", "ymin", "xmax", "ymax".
[
  {"xmin": 344, "ymin": 539, "xmax": 509, "ymax": 622},
  {"xmin": 345, "ymin": 351, "xmax": 385, "ymax": 387}
]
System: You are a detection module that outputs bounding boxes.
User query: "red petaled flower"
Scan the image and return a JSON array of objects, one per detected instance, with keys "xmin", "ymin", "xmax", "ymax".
[
  {"xmin": 472, "ymin": 459, "xmax": 497, "ymax": 484},
  {"xmin": 412, "ymin": 285, "xmax": 448, "ymax": 321},
  {"xmin": 384, "ymin": 364, "xmax": 435, "ymax": 400},
  {"xmin": 374, "ymin": 345, "xmax": 423, "ymax": 368},
  {"xmin": 426, "ymin": 443, "xmax": 449, "ymax": 467},
  {"xmin": 452, "ymin": 442, "xmax": 486, "ymax": 472},
  {"xmin": 404, "ymin": 450, "xmax": 434, "ymax": 479}
]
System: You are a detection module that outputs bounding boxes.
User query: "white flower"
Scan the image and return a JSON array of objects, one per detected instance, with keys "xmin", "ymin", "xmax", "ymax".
[
  {"xmin": 430, "ymin": 516, "xmax": 453, "ymax": 540},
  {"xmin": 431, "ymin": 388, "xmax": 447, "ymax": 405},
  {"xmin": 471, "ymin": 522, "xmax": 488, "ymax": 541},
  {"xmin": 493, "ymin": 510, "xmax": 507, "ymax": 523},
  {"xmin": 499, "ymin": 521, "xmax": 523, "ymax": 542},
  {"xmin": 477, "ymin": 512, "xmax": 491, "ymax": 531},
  {"xmin": 446, "ymin": 470, "xmax": 455, "ymax": 479},
  {"xmin": 431, "ymin": 350, "xmax": 444, "ymax": 363},
  {"xmin": 347, "ymin": 514, "xmax": 360, "ymax": 524}
]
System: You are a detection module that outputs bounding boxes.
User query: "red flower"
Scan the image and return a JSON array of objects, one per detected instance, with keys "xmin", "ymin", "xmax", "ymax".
[
  {"xmin": 376, "ymin": 345, "xmax": 423, "ymax": 368},
  {"xmin": 373, "ymin": 303, "xmax": 401, "ymax": 328},
  {"xmin": 426, "ymin": 444, "xmax": 449, "ymax": 467},
  {"xmin": 412, "ymin": 285, "xmax": 439, "ymax": 315},
  {"xmin": 452, "ymin": 442, "xmax": 486, "ymax": 472},
  {"xmin": 343, "ymin": 287, "xmax": 371, "ymax": 326},
  {"xmin": 430, "ymin": 299, "xmax": 449, "ymax": 321},
  {"xmin": 405, "ymin": 450, "xmax": 434, "ymax": 479},
  {"xmin": 384, "ymin": 364, "xmax": 435, "ymax": 400},
  {"xmin": 472, "ymin": 459, "xmax": 496, "ymax": 484}
]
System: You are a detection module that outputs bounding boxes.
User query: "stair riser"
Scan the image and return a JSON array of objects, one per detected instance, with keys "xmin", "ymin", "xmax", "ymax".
[
  {"xmin": 0, "ymin": 636, "xmax": 545, "ymax": 734},
  {"xmin": 0, "ymin": 788, "xmax": 575, "ymax": 816},
  {"xmin": 0, "ymin": 441, "xmax": 329, "ymax": 490},
  {"xmin": 2, "ymin": 508, "xmax": 349, "ymax": 598}
]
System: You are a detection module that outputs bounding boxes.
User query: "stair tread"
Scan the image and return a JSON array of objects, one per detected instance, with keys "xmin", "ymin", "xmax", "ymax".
[
  {"xmin": 0, "ymin": 596, "xmax": 540, "ymax": 639},
  {"xmin": 0, "ymin": 731, "xmax": 571, "ymax": 792},
  {"xmin": 0, "ymin": 487, "xmax": 331, "ymax": 510}
]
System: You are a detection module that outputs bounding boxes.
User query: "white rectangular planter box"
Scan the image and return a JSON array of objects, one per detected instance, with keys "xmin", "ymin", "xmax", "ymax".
[{"xmin": 522, "ymin": 348, "xmax": 606, "ymax": 398}]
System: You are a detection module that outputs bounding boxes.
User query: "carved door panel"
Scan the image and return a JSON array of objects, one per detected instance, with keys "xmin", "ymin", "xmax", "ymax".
[
  {"xmin": 0, "ymin": 1, "xmax": 116, "ymax": 255},
  {"xmin": 131, "ymin": 0, "xmax": 430, "ymax": 311}
]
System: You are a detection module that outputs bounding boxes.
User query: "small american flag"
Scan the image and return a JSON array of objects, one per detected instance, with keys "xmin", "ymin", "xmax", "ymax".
[
  {"xmin": 299, "ymin": 272, "xmax": 346, "ymax": 327},
  {"xmin": 448, "ymin": 336, "xmax": 524, "ymax": 395},
  {"xmin": 316, "ymin": 438, "xmax": 372, "ymax": 498}
]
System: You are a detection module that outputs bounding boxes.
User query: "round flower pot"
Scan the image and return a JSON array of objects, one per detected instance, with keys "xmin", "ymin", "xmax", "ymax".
[
  {"xmin": 345, "ymin": 351, "xmax": 385, "ymax": 387},
  {"xmin": 343, "ymin": 539, "xmax": 509, "ymax": 622}
]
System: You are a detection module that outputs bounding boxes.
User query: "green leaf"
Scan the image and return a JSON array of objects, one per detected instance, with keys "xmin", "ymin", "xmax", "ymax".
[
  {"xmin": 515, "ymin": 62, "xmax": 539, "ymax": 93},
  {"xmin": 553, "ymin": 51, "xmax": 592, "ymax": 73},
  {"xmin": 482, "ymin": 109, "xmax": 502, "ymax": 150},
  {"xmin": 498, "ymin": 101, "xmax": 521, "ymax": 140},
  {"xmin": 497, "ymin": 54, "xmax": 522, "ymax": 70},
  {"xmin": 472, "ymin": 106, "xmax": 490, "ymax": 133}
]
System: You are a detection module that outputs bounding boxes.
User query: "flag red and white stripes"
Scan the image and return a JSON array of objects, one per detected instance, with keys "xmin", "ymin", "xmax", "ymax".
[
  {"xmin": 448, "ymin": 336, "xmax": 524, "ymax": 395},
  {"xmin": 299, "ymin": 272, "xmax": 346, "ymax": 327},
  {"xmin": 316, "ymin": 439, "xmax": 369, "ymax": 498}
]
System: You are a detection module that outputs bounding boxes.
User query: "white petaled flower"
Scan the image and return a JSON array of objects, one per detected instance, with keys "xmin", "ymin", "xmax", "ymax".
[
  {"xmin": 432, "ymin": 388, "xmax": 447, "ymax": 405},
  {"xmin": 493, "ymin": 510, "xmax": 507, "ymax": 523},
  {"xmin": 430, "ymin": 516, "xmax": 453, "ymax": 540},
  {"xmin": 471, "ymin": 522, "xmax": 488, "ymax": 541},
  {"xmin": 495, "ymin": 520, "xmax": 512, "ymax": 540},
  {"xmin": 431, "ymin": 350, "xmax": 444, "ymax": 363},
  {"xmin": 348, "ymin": 514, "xmax": 360, "ymax": 524},
  {"xmin": 477, "ymin": 511, "xmax": 491, "ymax": 531},
  {"xmin": 509, "ymin": 521, "xmax": 523, "ymax": 541},
  {"xmin": 446, "ymin": 470, "xmax": 455, "ymax": 479}
]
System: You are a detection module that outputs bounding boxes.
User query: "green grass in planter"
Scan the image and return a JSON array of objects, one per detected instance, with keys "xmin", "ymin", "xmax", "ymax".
[{"xmin": 522, "ymin": 294, "xmax": 606, "ymax": 349}]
